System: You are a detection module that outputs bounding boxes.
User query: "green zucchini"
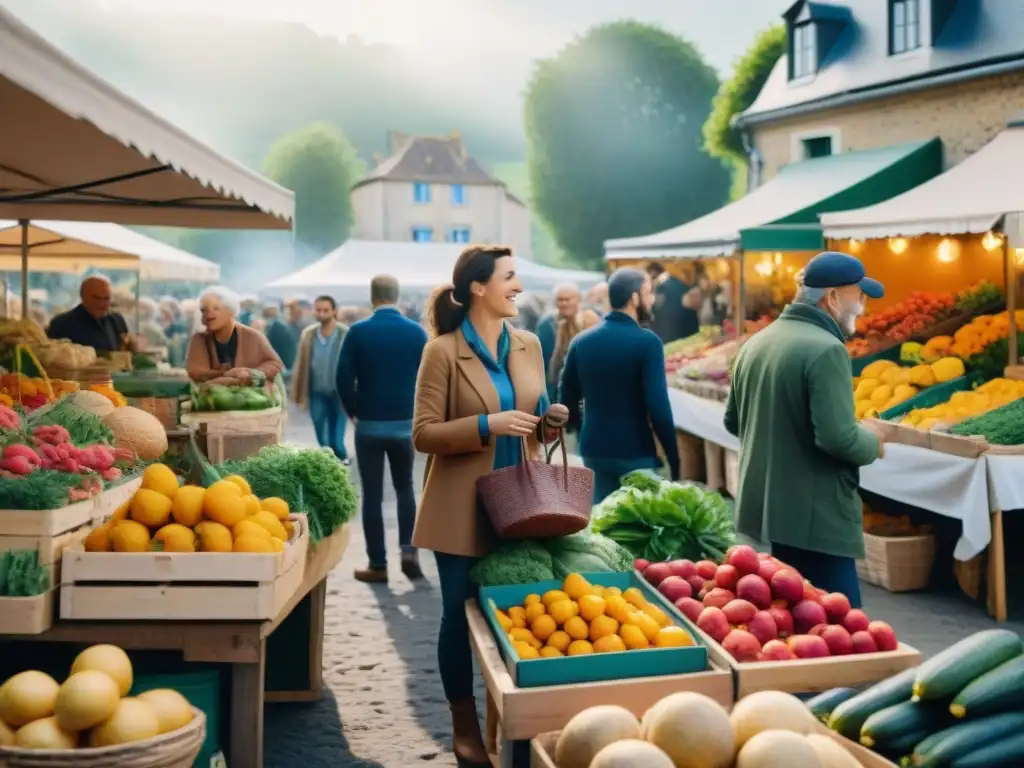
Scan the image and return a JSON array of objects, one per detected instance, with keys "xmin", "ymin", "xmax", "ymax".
[
  {"xmin": 912, "ymin": 629, "xmax": 1022, "ymax": 701},
  {"xmin": 910, "ymin": 711, "xmax": 1024, "ymax": 767},
  {"xmin": 950, "ymin": 730, "xmax": 1024, "ymax": 766},
  {"xmin": 879, "ymin": 729, "xmax": 931, "ymax": 761},
  {"xmin": 860, "ymin": 700, "xmax": 948, "ymax": 748},
  {"xmin": 827, "ymin": 666, "xmax": 918, "ymax": 739},
  {"xmin": 949, "ymin": 654, "xmax": 1024, "ymax": 718},
  {"xmin": 807, "ymin": 687, "xmax": 858, "ymax": 722}
]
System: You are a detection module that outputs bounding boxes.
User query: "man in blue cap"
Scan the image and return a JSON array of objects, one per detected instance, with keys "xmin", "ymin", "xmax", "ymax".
[{"xmin": 724, "ymin": 251, "xmax": 886, "ymax": 607}]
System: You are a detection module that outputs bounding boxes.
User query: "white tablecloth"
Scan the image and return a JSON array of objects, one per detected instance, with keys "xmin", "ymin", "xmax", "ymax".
[
  {"xmin": 984, "ymin": 454, "xmax": 1024, "ymax": 511},
  {"xmin": 667, "ymin": 387, "xmax": 740, "ymax": 451}
]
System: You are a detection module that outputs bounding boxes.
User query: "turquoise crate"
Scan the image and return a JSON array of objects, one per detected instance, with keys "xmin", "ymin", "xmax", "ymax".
[
  {"xmin": 881, "ymin": 372, "xmax": 984, "ymax": 421},
  {"xmin": 850, "ymin": 345, "xmax": 901, "ymax": 376},
  {"xmin": 479, "ymin": 571, "xmax": 708, "ymax": 688},
  {"xmin": 132, "ymin": 670, "xmax": 222, "ymax": 767}
]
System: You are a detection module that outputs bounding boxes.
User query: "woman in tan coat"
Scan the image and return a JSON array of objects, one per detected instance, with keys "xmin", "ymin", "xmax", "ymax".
[{"xmin": 413, "ymin": 245, "xmax": 566, "ymax": 767}]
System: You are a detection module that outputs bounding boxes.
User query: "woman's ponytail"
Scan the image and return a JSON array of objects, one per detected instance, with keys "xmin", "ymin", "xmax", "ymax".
[
  {"xmin": 426, "ymin": 283, "xmax": 467, "ymax": 338},
  {"xmin": 427, "ymin": 245, "xmax": 510, "ymax": 337}
]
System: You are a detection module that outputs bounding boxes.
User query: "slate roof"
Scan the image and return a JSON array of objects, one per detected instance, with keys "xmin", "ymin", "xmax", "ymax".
[{"xmin": 739, "ymin": 0, "xmax": 1024, "ymax": 125}]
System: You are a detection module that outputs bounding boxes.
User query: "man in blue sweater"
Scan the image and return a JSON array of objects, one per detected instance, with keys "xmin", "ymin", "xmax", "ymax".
[
  {"xmin": 336, "ymin": 275, "xmax": 429, "ymax": 583},
  {"xmin": 559, "ymin": 268, "xmax": 680, "ymax": 502}
]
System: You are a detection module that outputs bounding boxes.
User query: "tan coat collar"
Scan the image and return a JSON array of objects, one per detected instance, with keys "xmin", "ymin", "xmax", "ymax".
[{"xmin": 455, "ymin": 325, "xmax": 531, "ymax": 414}]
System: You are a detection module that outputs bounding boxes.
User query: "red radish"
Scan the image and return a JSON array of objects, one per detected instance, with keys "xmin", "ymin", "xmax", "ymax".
[
  {"xmin": 657, "ymin": 576, "xmax": 692, "ymax": 602},
  {"xmin": 867, "ymin": 621, "xmax": 898, "ymax": 652},
  {"xmin": 787, "ymin": 634, "xmax": 830, "ymax": 659},
  {"xmin": 3, "ymin": 444, "xmax": 41, "ymax": 465},
  {"xmin": 851, "ymin": 631, "xmax": 878, "ymax": 654},
  {"xmin": 767, "ymin": 607, "xmax": 794, "ymax": 638},
  {"xmin": 0, "ymin": 455, "xmax": 34, "ymax": 475},
  {"xmin": 685, "ymin": 575, "xmax": 706, "ymax": 595},
  {"xmin": 714, "ymin": 564, "xmax": 739, "ymax": 591},
  {"xmin": 723, "ymin": 629, "xmax": 762, "ymax": 662},
  {"xmin": 809, "ymin": 624, "xmax": 829, "ymax": 637},
  {"xmin": 842, "ymin": 609, "xmax": 870, "ymax": 634},
  {"xmin": 761, "ymin": 639, "xmax": 795, "ymax": 661},
  {"xmin": 736, "ymin": 574, "xmax": 772, "ymax": 609},
  {"xmin": 792, "ymin": 601, "xmax": 828, "ymax": 634},
  {"xmin": 721, "ymin": 599, "xmax": 757, "ymax": 625},
  {"xmin": 745, "ymin": 611, "xmax": 778, "ymax": 646},
  {"xmin": 821, "ymin": 593, "xmax": 851, "ymax": 623},
  {"xmin": 695, "ymin": 560, "xmax": 718, "ymax": 580},
  {"xmin": 668, "ymin": 559, "xmax": 697, "ymax": 580},
  {"xmin": 634, "ymin": 558, "xmax": 651, "ymax": 572},
  {"xmin": 696, "ymin": 607, "xmax": 730, "ymax": 643},
  {"xmin": 643, "ymin": 562, "xmax": 672, "ymax": 586},
  {"xmin": 757, "ymin": 558, "xmax": 783, "ymax": 583},
  {"xmin": 770, "ymin": 569, "xmax": 804, "ymax": 604},
  {"xmin": 703, "ymin": 588, "xmax": 734, "ymax": 609},
  {"xmin": 821, "ymin": 625, "xmax": 854, "ymax": 656},
  {"xmin": 725, "ymin": 545, "xmax": 760, "ymax": 575},
  {"xmin": 101, "ymin": 467, "xmax": 122, "ymax": 482},
  {"xmin": 674, "ymin": 597, "xmax": 704, "ymax": 623}
]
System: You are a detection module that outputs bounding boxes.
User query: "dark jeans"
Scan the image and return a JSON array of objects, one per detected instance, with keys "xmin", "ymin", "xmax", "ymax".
[
  {"xmin": 584, "ymin": 456, "xmax": 658, "ymax": 504},
  {"xmin": 308, "ymin": 391, "xmax": 348, "ymax": 462},
  {"xmin": 355, "ymin": 433, "xmax": 416, "ymax": 568},
  {"xmin": 771, "ymin": 542, "xmax": 863, "ymax": 609},
  {"xmin": 434, "ymin": 552, "xmax": 479, "ymax": 702}
]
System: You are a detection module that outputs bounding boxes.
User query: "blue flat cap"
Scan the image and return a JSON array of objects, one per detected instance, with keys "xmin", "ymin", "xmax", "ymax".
[{"xmin": 803, "ymin": 251, "xmax": 884, "ymax": 299}]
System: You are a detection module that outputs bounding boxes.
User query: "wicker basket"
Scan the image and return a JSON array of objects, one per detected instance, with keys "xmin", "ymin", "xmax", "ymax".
[
  {"xmin": 128, "ymin": 396, "xmax": 181, "ymax": 431},
  {"xmin": 0, "ymin": 709, "xmax": 205, "ymax": 768},
  {"xmin": 856, "ymin": 532, "xmax": 936, "ymax": 592}
]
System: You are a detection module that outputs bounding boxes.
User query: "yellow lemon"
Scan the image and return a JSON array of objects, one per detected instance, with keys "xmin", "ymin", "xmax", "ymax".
[
  {"xmin": 592, "ymin": 634, "xmax": 627, "ymax": 654},
  {"xmin": 603, "ymin": 587, "xmax": 622, "ymax": 598},
  {"xmin": 541, "ymin": 589, "xmax": 570, "ymax": 607},
  {"xmin": 547, "ymin": 599, "xmax": 578, "ymax": 626},
  {"xmin": 512, "ymin": 641, "xmax": 539, "ymax": 660},
  {"xmin": 566, "ymin": 640, "xmax": 594, "ymax": 656},
  {"xmin": 153, "ymin": 524, "xmax": 197, "ymax": 552},
  {"xmin": 194, "ymin": 521, "xmax": 233, "ymax": 553},
  {"xmin": 260, "ymin": 497, "xmax": 290, "ymax": 520},
  {"xmin": 642, "ymin": 603, "xmax": 672, "ymax": 628},
  {"xmin": 269, "ymin": 538, "xmax": 285, "ymax": 553},
  {"xmin": 562, "ymin": 573, "xmax": 593, "ymax": 600},
  {"xmin": 141, "ymin": 463, "xmax": 179, "ymax": 499},
  {"xmin": 546, "ymin": 630, "xmax": 571, "ymax": 652},
  {"xmin": 84, "ymin": 523, "xmax": 113, "ymax": 552},
  {"xmin": 206, "ymin": 479, "xmax": 243, "ymax": 499},
  {"xmin": 250, "ymin": 510, "xmax": 288, "ymax": 540},
  {"xmin": 524, "ymin": 602, "xmax": 546, "ymax": 623},
  {"xmin": 539, "ymin": 646, "xmax": 563, "ymax": 658},
  {"xmin": 507, "ymin": 606, "xmax": 527, "ymax": 629},
  {"xmin": 242, "ymin": 494, "xmax": 262, "ymax": 516},
  {"xmin": 605, "ymin": 595, "xmax": 631, "ymax": 624},
  {"xmin": 591, "ymin": 585, "xmax": 606, "ymax": 599},
  {"xmin": 619, "ymin": 623, "xmax": 650, "ymax": 650},
  {"xmin": 563, "ymin": 616, "xmax": 589, "ymax": 641},
  {"xmin": 494, "ymin": 609, "xmax": 514, "ymax": 633},
  {"xmin": 655, "ymin": 626, "xmax": 694, "ymax": 648},
  {"xmin": 202, "ymin": 485, "xmax": 246, "ymax": 528},
  {"xmin": 626, "ymin": 611, "xmax": 660, "ymax": 643},
  {"xmin": 622, "ymin": 587, "xmax": 647, "ymax": 608},
  {"xmin": 523, "ymin": 593, "xmax": 542, "ymax": 607},
  {"xmin": 223, "ymin": 474, "xmax": 251, "ymax": 495},
  {"xmin": 589, "ymin": 615, "xmax": 619, "ymax": 642},
  {"xmin": 233, "ymin": 535, "xmax": 273, "ymax": 553},
  {"xmin": 531, "ymin": 614, "xmax": 557, "ymax": 642},
  {"xmin": 508, "ymin": 628, "xmax": 534, "ymax": 644},
  {"xmin": 110, "ymin": 520, "xmax": 150, "ymax": 553},
  {"xmin": 281, "ymin": 519, "xmax": 295, "ymax": 539},
  {"xmin": 170, "ymin": 485, "xmax": 205, "ymax": 527},
  {"xmin": 109, "ymin": 500, "xmax": 131, "ymax": 524},
  {"xmin": 232, "ymin": 519, "xmax": 272, "ymax": 542},
  {"xmin": 130, "ymin": 489, "xmax": 172, "ymax": 529},
  {"xmin": 577, "ymin": 594, "xmax": 606, "ymax": 622}
]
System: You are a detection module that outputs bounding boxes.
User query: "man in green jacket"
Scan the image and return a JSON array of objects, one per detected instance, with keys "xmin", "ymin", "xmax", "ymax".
[{"xmin": 725, "ymin": 251, "xmax": 886, "ymax": 607}]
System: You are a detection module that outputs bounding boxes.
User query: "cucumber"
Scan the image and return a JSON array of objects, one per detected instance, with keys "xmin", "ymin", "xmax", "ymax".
[
  {"xmin": 807, "ymin": 687, "xmax": 858, "ymax": 722},
  {"xmin": 950, "ymin": 731, "xmax": 1024, "ymax": 766},
  {"xmin": 910, "ymin": 711, "xmax": 1024, "ymax": 767},
  {"xmin": 860, "ymin": 700, "xmax": 948, "ymax": 748},
  {"xmin": 912, "ymin": 629, "xmax": 1023, "ymax": 701},
  {"xmin": 827, "ymin": 666, "xmax": 918, "ymax": 739},
  {"xmin": 879, "ymin": 728, "xmax": 931, "ymax": 760},
  {"xmin": 950, "ymin": 654, "xmax": 1024, "ymax": 719}
]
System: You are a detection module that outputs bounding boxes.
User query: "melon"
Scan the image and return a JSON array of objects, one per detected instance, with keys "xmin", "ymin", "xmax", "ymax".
[
  {"xmin": 645, "ymin": 692, "xmax": 735, "ymax": 768},
  {"xmin": 102, "ymin": 407, "xmax": 167, "ymax": 460},
  {"xmin": 67, "ymin": 390, "xmax": 115, "ymax": 418},
  {"xmin": 88, "ymin": 698, "xmax": 161, "ymax": 747},
  {"xmin": 736, "ymin": 730, "xmax": 822, "ymax": 768},
  {"xmin": 137, "ymin": 689, "xmax": 194, "ymax": 734},
  {"xmin": 14, "ymin": 716, "xmax": 77, "ymax": 750},
  {"xmin": 71, "ymin": 644, "xmax": 134, "ymax": 696},
  {"xmin": 590, "ymin": 739, "xmax": 675, "ymax": 767},
  {"xmin": 729, "ymin": 690, "xmax": 818, "ymax": 749},
  {"xmin": 805, "ymin": 733, "xmax": 861, "ymax": 768},
  {"xmin": 0, "ymin": 718, "xmax": 14, "ymax": 746},
  {"xmin": 554, "ymin": 705, "xmax": 641, "ymax": 768},
  {"xmin": 55, "ymin": 670, "xmax": 121, "ymax": 731},
  {"xmin": 0, "ymin": 670, "xmax": 60, "ymax": 727}
]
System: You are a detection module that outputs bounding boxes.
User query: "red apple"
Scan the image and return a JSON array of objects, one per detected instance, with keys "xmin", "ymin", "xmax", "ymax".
[
  {"xmin": 657, "ymin": 576, "xmax": 692, "ymax": 603},
  {"xmin": 725, "ymin": 545, "xmax": 760, "ymax": 575},
  {"xmin": 685, "ymin": 574, "xmax": 706, "ymax": 595},
  {"xmin": 721, "ymin": 599, "xmax": 757, "ymax": 625},
  {"xmin": 761, "ymin": 639, "xmax": 796, "ymax": 661},
  {"xmin": 757, "ymin": 558, "xmax": 784, "ymax": 584},
  {"xmin": 809, "ymin": 623, "xmax": 829, "ymax": 637},
  {"xmin": 821, "ymin": 593, "xmax": 851, "ymax": 623},
  {"xmin": 770, "ymin": 569, "xmax": 805, "ymax": 605},
  {"xmin": 675, "ymin": 596, "xmax": 704, "ymax": 623},
  {"xmin": 758, "ymin": 552, "xmax": 774, "ymax": 561},
  {"xmin": 667, "ymin": 559, "xmax": 697, "ymax": 580},
  {"xmin": 851, "ymin": 631, "xmax": 878, "ymax": 654},
  {"xmin": 695, "ymin": 560, "xmax": 718, "ymax": 580},
  {"xmin": 697, "ymin": 606, "xmax": 730, "ymax": 643},
  {"xmin": 803, "ymin": 582, "xmax": 825, "ymax": 603},
  {"xmin": 792, "ymin": 600, "xmax": 828, "ymax": 635},
  {"xmin": 714, "ymin": 564, "xmax": 740, "ymax": 591},
  {"xmin": 703, "ymin": 588, "xmax": 735, "ymax": 609},
  {"xmin": 745, "ymin": 611, "xmax": 778, "ymax": 646},
  {"xmin": 767, "ymin": 607, "xmax": 794, "ymax": 638},
  {"xmin": 867, "ymin": 621, "xmax": 898, "ymax": 652},
  {"xmin": 634, "ymin": 558, "xmax": 651, "ymax": 573},
  {"xmin": 643, "ymin": 562, "xmax": 672, "ymax": 586},
  {"xmin": 736, "ymin": 574, "xmax": 772, "ymax": 609},
  {"xmin": 787, "ymin": 634, "xmax": 831, "ymax": 659},
  {"xmin": 723, "ymin": 629, "xmax": 762, "ymax": 662},
  {"xmin": 842, "ymin": 609, "xmax": 870, "ymax": 634},
  {"xmin": 821, "ymin": 625, "xmax": 854, "ymax": 656}
]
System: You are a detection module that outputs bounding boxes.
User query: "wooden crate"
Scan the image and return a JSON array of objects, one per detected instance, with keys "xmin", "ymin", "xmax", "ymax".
[
  {"xmin": 59, "ymin": 514, "xmax": 309, "ymax": 621},
  {"xmin": 856, "ymin": 532, "xmax": 936, "ymax": 592},
  {"xmin": 183, "ymin": 408, "xmax": 284, "ymax": 464},
  {"xmin": 676, "ymin": 430, "xmax": 705, "ymax": 482},
  {"xmin": 862, "ymin": 418, "xmax": 989, "ymax": 458},
  {"xmin": 724, "ymin": 449, "xmax": 739, "ymax": 497},
  {"xmin": 704, "ymin": 441, "xmax": 725, "ymax": 491},
  {"xmin": 95, "ymin": 476, "xmax": 143, "ymax": 520},
  {"xmin": 0, "ymin": 498, "xmax": 97, "ymax": 538},
  {"xmin": 0, "ymin": 590, "xmax": 55, "ymax": 635}
]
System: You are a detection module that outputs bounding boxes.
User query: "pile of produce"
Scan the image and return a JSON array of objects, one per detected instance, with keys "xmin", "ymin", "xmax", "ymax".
[
  {"xmin": 85, "ymin": 463, "xmax": 295, "ymax": 554},
  {"xmin": 862, "ymin": 509, "xmax": 931, "ymax": 537},
  {"xmin": 0, "ymin": 373, "xmax": 80, "ymax": 411},
  {"xmin": 219, "ymin": 445, "xmax": 356, "ymax": 541},
  {"xmin": 955, "ymin": 279, "xmax": 1003, "ymax": 314},
  {"xmin": 30, "ymin": 340, "xmax": 97, "ymax": 371},
  {"xmin": 0, "ymin": 644, "xmax": 195, "ymax": 750},
  {"xmin": 722, "ymin": 314, "xmax": 773, "ymax": 337},
  {"xmin": 638, "ymin": 544, "xmax": 900, "ymax": 662},
  {"xmin": 87, "ymin": 384, "xmax": 127, "ymax": 409},
  {"xmin": 0, "ymin": 551, "xmax": 49, "ymax": 597},
  {"xmin": 590, "ymin": 471, "xmax": 735, "ymax": 564},
  {"xmin": 951, "ymin": 396, "xmax": 1024, "ymax": 445},
  {"xmin": 852, "ymin": 357, "xmax": 964, "ymax": 419},
  {"xmin": 814, "ymin": 629, "xmax": 1024, "ymax": 766},
  {"xmin": 846, "ymin": 291, "xmax": 957, "ymax": 358},
  {"xmin": 489, "ymin": 573, "xmax": 694, "ymax": 659},
  {"xmin": 896, "ymin": 377, "xmax": 1024, "ymax": 431},
  {"xmin": 664, "ymin": 327, "xmax": 722, "ymax": 374},
  {"xmin": 470, "ymin": 531, "xmax": 635, "ymax": 587},
  {"xmin": 548, "ymin": 690, "xmax": 860, "ymax": 768},
  {"xmin": 189, "ymin": 380, "xmax": 278, "ymax": 412}
]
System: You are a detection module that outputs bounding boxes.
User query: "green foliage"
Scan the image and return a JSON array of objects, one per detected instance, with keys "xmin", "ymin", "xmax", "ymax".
[
  {"xmin": 262, "ymin": 123, "xmax": 365, "ymax": 256},
  {"xmin": 703, "ymin": 25, "xmax": 785, "ymax": 200},
  {"xmin": 524, "ymin": 21, "xmax": 729, "ymax": 268}
]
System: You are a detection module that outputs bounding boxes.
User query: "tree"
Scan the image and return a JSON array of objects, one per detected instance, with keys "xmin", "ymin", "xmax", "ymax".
[
  {"xmin": 524, "ymin": 21, "xmax": 729, "ymax": 268},
  {"xmin": 703, "ymin": 25, "xmax": 785, "ymax": 200},
  {"xmin": 262, "ymin": 123, "xmax": 365, "ymax": 257}
]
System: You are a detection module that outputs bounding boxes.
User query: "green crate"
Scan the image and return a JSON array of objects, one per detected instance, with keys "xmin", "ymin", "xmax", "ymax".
[
  {"xmin": 881, "ymin": 372, "xmax": 985, "ymax": 421},
  {"xmin": 851, "ymin": 345, "xmax": 901, "ymax": 376},
  {"xmin": 479, "ymin": 572, "xmax": 708, "ymax": 688},
  {"xmin": 132, "ymin": 669, "xmax": 222, "ymax": 767},
  {"xmin": 113, "ymin": 372, "xmax": 190, "ymax": 398}
]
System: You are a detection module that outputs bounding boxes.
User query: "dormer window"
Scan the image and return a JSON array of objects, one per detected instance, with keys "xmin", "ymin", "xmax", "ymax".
[
  {"xmin": 890, "ymin": 0, "xmax": 921, "ymax": 55},
  {"xmin": 791, "ymin": 21, "xmax": 817, "ymax": 79}
]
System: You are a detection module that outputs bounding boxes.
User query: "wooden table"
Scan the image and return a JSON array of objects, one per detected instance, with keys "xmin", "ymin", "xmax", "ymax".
[{"xmin": 0, "ymin": 523, "xmax": 349, "ymax": 767}]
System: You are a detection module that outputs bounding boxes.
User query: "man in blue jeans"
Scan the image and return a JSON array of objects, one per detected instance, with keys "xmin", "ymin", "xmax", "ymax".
[{"xmin": 336, "ymin": 275, "xmax": 428, "ymax": 583}]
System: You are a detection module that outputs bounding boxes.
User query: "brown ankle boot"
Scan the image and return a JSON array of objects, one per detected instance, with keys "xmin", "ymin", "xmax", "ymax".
[{"xmin": 449, "ymin": 698, "xmax": 490, "ymax": 767}]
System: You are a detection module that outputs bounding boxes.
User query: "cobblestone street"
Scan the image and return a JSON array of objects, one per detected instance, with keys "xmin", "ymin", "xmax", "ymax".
[{"xmin": 264, "ymin": 405, "xmax": 1024, "ymax": 768}]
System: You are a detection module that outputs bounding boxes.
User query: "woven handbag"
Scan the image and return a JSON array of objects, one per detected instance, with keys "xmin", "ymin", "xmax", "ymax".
[{"xmin": 476, "ymin": 430, "xmax": 594, "ymax": 539}]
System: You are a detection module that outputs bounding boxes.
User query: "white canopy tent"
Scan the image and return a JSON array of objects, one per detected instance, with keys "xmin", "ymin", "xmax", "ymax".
[{"xmin": 260, "ymin": 241, "xmax": 604, "ymax": 302}]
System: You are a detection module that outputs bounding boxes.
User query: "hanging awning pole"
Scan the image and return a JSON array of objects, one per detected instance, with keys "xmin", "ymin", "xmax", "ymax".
[
  {"xmin": 19, "ymin": 219, "xmax": 28, "ymax": 320},
  {"xmin": 134, "ymin": 268, "xmax": 141, "ymax": 334}
]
